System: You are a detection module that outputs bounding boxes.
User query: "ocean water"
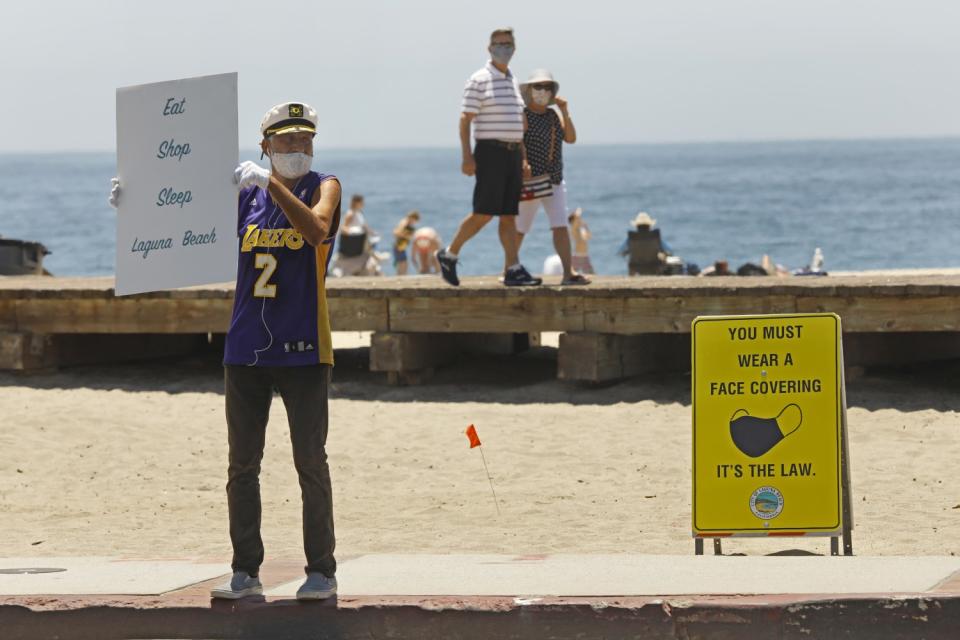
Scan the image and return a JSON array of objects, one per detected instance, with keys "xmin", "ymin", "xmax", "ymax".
[{"xmin": 2, "ymin": 138, "xmax": 959, "ymax": 277}]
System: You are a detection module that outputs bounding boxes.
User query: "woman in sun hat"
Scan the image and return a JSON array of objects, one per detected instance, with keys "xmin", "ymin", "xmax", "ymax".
[{"xmin": 515, "ymin": 69, "xmax": 588, "ymax": 285}]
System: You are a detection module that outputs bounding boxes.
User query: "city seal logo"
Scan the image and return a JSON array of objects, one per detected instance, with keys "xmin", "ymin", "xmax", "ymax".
[
  {"xmin": 749, "ymin": 486, "xmax": 784, "ymax": 520},
  {"xmin": 289, "ymin": 104, "xmax": 304, "ymax": 117}
]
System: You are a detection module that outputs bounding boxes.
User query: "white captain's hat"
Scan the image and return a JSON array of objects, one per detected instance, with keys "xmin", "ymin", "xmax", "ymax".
[{"xmin": 260, "ymin": 102, "xmax": 317, "ymax": 137}]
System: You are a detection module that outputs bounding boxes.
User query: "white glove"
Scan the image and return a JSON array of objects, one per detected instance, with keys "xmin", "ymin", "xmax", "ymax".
[
  {"xmin": 234, "ymin": 161, "xmax": 271, "ymax": 190},
  {"xmin": 108, "ymin": 177, "xmax": 121, "ymax": 209}
]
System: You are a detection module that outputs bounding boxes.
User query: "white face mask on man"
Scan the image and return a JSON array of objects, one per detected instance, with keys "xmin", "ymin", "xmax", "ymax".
[
  {"xmin": 270, "ymin": 152, "xmax": 312, "ymax": 179},
  {"xmin": 530, "ymin": 88, "xmax": 552, "ymax": 107}
]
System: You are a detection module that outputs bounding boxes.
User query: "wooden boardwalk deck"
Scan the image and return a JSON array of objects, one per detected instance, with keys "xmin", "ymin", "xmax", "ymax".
[{"xmin": 1, "ymin": 274, "xmax": 958, "ymax": 381}]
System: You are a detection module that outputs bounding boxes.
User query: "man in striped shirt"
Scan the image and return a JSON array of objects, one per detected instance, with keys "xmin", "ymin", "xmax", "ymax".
[{"xmin": 435, "ymin": 28, "xmax": 541, "ymax": 287}]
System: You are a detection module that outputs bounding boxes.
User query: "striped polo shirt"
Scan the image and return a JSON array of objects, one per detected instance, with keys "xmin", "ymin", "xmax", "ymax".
[{"xmin": 461, "ymin": 61, "xmax": 524, "ymax": 142}]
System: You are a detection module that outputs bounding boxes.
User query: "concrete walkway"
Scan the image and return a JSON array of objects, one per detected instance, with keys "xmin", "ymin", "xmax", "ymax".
[
  {"xmin": 2, "ymin": 554, "xmax": 959, "ymax": 639},
  {"xmin": 268, "ymin": 554, "xmax": 960, "ymax": 597}
]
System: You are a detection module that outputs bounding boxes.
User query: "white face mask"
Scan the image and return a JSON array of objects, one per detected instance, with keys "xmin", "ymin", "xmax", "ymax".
[
  {"xmin": 271, "ymin": 152, "xmax": 312, "ymax": 179},
  {"xmin": 531, "ymin": 88, "xmax": 552, "ymax": 107}
]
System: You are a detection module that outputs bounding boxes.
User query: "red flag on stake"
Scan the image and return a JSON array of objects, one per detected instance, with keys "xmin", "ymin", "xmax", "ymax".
[
  {"xmin": 464, "ymin": 424, "xmax": 500, "ymax": 515},
  {"xmin": 465, "ymin": 424, "xmax": 482, "ymax": 448}
]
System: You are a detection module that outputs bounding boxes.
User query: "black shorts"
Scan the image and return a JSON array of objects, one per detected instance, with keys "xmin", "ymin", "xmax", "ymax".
[{"xmin": 473, "ymin": 140, "xmax": 522, "ymax": 216}]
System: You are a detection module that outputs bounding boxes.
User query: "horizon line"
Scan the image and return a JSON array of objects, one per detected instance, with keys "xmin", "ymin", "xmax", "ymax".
[{"xmin": 4, "ymin": 133, "xmax": 959, "ymax": 155}]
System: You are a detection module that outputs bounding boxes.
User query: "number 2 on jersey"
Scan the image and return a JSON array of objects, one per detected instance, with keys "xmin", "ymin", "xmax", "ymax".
[{"xmin": 253, "ymin": 253, "xmax": 278, "ymax": 298}]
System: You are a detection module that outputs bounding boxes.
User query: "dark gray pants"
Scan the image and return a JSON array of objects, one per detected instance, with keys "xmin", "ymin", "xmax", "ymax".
[{"xmin": 224, "ymin": 364, "xmax": 336, "ymax": 578}]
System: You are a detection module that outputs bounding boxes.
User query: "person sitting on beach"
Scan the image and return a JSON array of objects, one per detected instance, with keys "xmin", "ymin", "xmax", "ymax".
[
  {"xmin": 434, "ymin": 27, "xmax": 541, "ymax": 287},
  {"xmin": 114, "ymin": 102, "xmax": 343, "ymax": 601},
  {"xmin": 392, "ymin": 210, "xmax": 419, "ymax": 275},
  {"xmin": 568, "ymin": 208, "xmax": 594, "ymax": 275},
  {"xmin": 620, "ymin": 211, "xmax": 682, "ymax": 275},
  {"xmin": 411, "ymin": 226, "xmax": 443, "ymax": 274},
  {"xmin": 515, "ymin": 69, "xmax": 589, "ymax": 285}
]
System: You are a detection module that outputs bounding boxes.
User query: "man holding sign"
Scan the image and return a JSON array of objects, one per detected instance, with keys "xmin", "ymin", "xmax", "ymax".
[
  {"xmin": 216, "ymin": 102, "xmax": 342, "ymax": 600},
  {"xmin": 111, "ymin": 100, "xmax": 342, "ymax": 600}
]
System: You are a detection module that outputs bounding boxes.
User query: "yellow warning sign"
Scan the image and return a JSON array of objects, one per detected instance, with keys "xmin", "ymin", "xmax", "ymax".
[{"xmin": 692, "ymin": 313, "xmax": 843, "ymax": 536}]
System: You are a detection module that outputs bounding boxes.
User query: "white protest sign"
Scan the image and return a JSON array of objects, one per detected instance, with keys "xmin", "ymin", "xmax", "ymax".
[{"xmin": 115, "ymin": 72, "xmax": 238, "ymax": 295}]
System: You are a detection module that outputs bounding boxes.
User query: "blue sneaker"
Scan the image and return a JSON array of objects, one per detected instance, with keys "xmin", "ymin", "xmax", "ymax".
[
  {"xmin": 296, "ymin": 572, "xmax": 338, "ymax": 600},
  {"xmin": 210, "ymin": 571, "xmax": 262, "ymax": 599},
  {"xmin": 436, "ymin": 248, "xmax": 460, "ymax": 286}
]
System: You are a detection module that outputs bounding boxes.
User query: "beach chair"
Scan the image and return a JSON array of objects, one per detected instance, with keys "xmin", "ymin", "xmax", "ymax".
[
  {"xmin": 331, "ymin": 231, "xmax": 384, "ymax": 277},
  {"xmin": 338, "ymin": 232, "xmax": 367, "ymax": 258},
  {"xmin": 627, "ymin": 228, "xmax": 665, "ymax": 275}
]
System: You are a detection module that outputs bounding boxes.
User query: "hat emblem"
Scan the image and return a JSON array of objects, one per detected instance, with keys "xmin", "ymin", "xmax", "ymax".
[{"xmin": 289, "ymin": 104, "xmax": 304, "ymax": 117}]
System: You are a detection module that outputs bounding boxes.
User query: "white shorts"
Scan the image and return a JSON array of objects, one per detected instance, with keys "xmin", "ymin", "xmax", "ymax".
[{"xmin": 517, "ymin": 180, "xmax": 567, "ymax": 234}]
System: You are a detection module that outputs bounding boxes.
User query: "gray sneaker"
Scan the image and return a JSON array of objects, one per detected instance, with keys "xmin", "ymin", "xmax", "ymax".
[
  {"xmin": 210, "ymin": 571, "xmax": 263, "ymax": 599},
  {"xmin": 503, "ymin": 264, "xmax": 542, "ymax": 286},
  {"xmin": 296, "ymin": 572, "xmax": 338, "ymax": 600}
]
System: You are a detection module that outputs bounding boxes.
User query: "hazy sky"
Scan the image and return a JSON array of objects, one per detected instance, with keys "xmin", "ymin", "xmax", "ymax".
[{"xmin": 2, "ymin": 0, "xmax": 959, "ymax": 152}]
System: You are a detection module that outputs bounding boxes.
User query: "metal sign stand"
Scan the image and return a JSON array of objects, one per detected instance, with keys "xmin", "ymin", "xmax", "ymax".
[
  {"xmin": 833, "ymin": 345, "xmax": 855, "ymax": 556},
  {"xmin": 695, "ymin": 331, "xmax": 855, "ymax": 557},
  {"xmin": 694, "ymin": 538, "xmax": 724, "ymax": 555}
]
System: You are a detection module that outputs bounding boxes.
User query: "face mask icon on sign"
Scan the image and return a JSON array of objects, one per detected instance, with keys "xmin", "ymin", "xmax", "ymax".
[{"xmin": 729, "ymin": 403, "xmax": 802, "ymax": 458}]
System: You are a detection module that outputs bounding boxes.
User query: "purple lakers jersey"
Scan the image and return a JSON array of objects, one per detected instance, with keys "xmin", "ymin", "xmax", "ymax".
[{"xmin": 224, "ymin": 171, "xmax": 340, "ymax": 366}]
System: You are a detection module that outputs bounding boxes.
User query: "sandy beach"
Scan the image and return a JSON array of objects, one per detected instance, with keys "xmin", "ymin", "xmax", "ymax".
[{"xmin": 1, "ymin": 333, "xmax": 957, "ymax": 561}]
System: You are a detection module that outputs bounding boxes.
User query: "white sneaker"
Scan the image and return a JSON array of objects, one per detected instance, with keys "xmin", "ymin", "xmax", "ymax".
[
  {"xmin": 210, "ymin": 571, "xmax": 263, "ymax": 599},
  {"xmin": 296, "ymin": 572, "xmax": 337, "ymax": 600}
]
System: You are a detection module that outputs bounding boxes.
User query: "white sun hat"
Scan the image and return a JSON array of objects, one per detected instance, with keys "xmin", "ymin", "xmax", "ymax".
[
  {"xmin": 520, "ymin": 69, "xmax": 559, "ymax": 106},
  {"xmin": 631, "ymin": 211, "xmax": 657, "ymax": 228}
]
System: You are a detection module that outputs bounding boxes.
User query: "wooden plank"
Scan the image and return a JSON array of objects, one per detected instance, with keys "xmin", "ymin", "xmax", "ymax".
[
  {"xmin": 389, "ymin": 295, "xmax": 585, "ymax": 332},
  {"xmin": 0, "ymin": 300, "xmax": 16, "ymax": 330},
  {"xmin": 796, "ymin": 296, "xmax": 960, "ymax": 332},
  {"xmin": 329, "ymin": 297, "xmax": 389, "ymax": 332},
  {"xmin": 10, "ymin": 296, "xmax": 388, "ymax": 334},
  {"xmin": 14, "ymin": 299, "xmax": 232, "ymax": 334},
  {"xmin": 1, "ymin": 275, "xmax": 959, "ymax": 337},
  {"xmin": 583, "ymin": 296, "xmax": 799, "ymax": 334},
  {"xmin": 12, "ymin": 293, "xmax": 958, "ymax": 336},
  {"xmin": 3, "ymin": 273, "xmax": 960, "ymax": 297}
]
